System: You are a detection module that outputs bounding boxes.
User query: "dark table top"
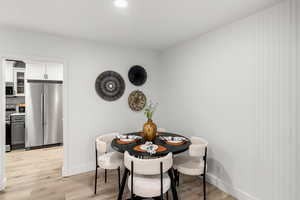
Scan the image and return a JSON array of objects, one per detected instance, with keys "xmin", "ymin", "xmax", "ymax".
[{"xmin": 111, "ymin": 132, "xmax": 191, "ymax": 157}]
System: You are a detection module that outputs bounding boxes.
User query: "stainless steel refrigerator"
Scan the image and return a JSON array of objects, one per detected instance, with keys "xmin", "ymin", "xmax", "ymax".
[{"xmin": 25, "ymin": 80, "xmax": 63, "ymax": 148}]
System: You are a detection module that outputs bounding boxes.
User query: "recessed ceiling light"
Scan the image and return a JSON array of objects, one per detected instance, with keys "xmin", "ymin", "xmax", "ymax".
[{"xmin": 114, "ymin": 0, "xmax": 128, "ymax": 8}]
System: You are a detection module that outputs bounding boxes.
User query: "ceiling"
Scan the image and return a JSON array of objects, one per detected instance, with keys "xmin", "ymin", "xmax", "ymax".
[{"xmin": 0, "ymin": 0, "xmax": 281, "ymax": 50}]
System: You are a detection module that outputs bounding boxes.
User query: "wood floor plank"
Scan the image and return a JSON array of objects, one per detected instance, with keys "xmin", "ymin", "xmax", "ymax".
[{"xmin": 0, "ymin": 147, "xmax": 235, "ymax": 200}]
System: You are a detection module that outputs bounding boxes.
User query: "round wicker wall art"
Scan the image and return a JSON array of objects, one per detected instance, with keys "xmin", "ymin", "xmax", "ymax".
[
  {"xmin": 128, "ymin": 90, "xmax": 147, "ymax": 111},
  {"xmin": 95, "ymin": 71, "xmax": 125, "ymax": 101},
  {"xmin": 128, "ymin": 65, "xmax": 147, "ymax": 86}
]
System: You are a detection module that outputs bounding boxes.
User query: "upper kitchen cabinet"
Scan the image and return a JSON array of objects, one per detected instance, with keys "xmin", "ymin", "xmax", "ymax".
[
  {"xmin": 26, "ymin": 62, "xmax": 45, "ymax": 80},
  {"xmin": 5, "ymin": 61, "xmax": 14, "ymax": 83},
  {"xmin": 14, "ymin": 68, "xmax": 25, "ymax": 96},
  {"xmin": 46, "ymin": 63, "xmax": 63, "ymax": 81},
  {"xmin": 26, "ymin": 62, "xmax": 63, "ymax": 81}
]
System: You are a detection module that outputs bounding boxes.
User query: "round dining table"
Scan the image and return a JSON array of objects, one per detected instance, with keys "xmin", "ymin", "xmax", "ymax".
[{"xmin": 111, "ymin": 132, "xmax": 191, "ymax": 200}]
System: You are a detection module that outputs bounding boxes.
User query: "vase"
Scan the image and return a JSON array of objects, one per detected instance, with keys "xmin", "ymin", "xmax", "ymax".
[{"xmin": 143, "ymin": 119, "xmax": 157, "ymax": 142}]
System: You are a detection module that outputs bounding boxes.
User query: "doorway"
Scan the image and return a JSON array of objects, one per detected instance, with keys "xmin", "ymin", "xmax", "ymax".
[{"xmin": 0, "ymin": 56, "xmax": 68, "ymax": 191}]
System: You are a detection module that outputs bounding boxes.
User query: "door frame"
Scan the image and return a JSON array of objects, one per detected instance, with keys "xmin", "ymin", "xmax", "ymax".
[{"xmin": 0, "ymin": 53, "xmax": 70, "ymax": 190}]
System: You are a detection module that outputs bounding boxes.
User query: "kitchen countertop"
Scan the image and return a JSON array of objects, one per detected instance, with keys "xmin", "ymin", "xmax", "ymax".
[{"xmin": 10, "ymin": 113, "xmax": 26, "ymax": 116}]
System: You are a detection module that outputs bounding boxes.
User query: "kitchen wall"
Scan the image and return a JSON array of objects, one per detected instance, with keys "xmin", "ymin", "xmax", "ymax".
[
  {"xmin": 0, "ymin": 27, "xmax": 160, "ymax": 186},
  {"xmin": 158, "ymin": 0, "xmax": 298, "ymax": 200}
]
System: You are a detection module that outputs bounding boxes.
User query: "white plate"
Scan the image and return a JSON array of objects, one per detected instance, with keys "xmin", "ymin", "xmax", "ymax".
[
  {"xmin": 140, "ymin": 144, "xmax": 158, "ymax": 151},
  {"xmin": 162, "ymin": 136, "xmax": 187, "ymax": 142},
  {"xmin": 119, "ymin": 138, "xmax": 135, "ymax": 142},
  {"xmin": 116, "ymin": 135, "xmax": 142, "ymax": 141},
  {"xmin": 167, "ymin": 140, "xmax": 183, "ymax": 144}
]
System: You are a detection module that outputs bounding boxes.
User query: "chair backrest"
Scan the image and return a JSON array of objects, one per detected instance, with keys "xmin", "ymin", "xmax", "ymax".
[
  {"xmin": 96, "ymin": 132, "xmax": 119, "ymax": 153},
  {"xmin": 124, "ymin": 151, "xmax": 173, "ymax": 175},
  {"xmin": 189, "ymin": 136, "xmax": 208, "ymax": 157},
  {"xmin": 157, "ymin": 128, "xmax": 166, "ymax": 132}
]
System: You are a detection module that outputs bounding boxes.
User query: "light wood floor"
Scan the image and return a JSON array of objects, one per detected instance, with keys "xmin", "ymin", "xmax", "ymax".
[{"xmin": 0, "ymin": 147, "xmax": 235, "ymax": 200}]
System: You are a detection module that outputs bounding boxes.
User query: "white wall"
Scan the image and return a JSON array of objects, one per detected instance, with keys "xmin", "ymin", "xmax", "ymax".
[
  {"xmin": 0, "ymin": 27, "xmax": 160, "ymax": 185},
  {"xmin": 159, "ymin": 1, "xmax": 298, "ymax": 200}
]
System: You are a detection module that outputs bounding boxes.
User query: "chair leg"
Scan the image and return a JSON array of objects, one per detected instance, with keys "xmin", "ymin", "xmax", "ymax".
[
  {"xmin": 117, "ymin": 167, "xmax": 121, "ymax": 191},
  {"xmin": 203, "ymin": 174, "xmax": 206, "ymax": 200},
  {"xmin": 177, "ymin": 172, "xmax": 180, "ymax": 187},
  {"xmin": 173, "ymin": 169, "xmax": 177, "ymax": 185},
  {"xmin": 94, "ymin": 166, "xmax": 98, "ymax": 195},
  {"xmin": 105, "ymin": 169, "xmax": 107, "ymax": 183},
  {"xmin": 166, "ymin": 191, "xmax": 169, "ymax": 200},
  {"xmin": 160, "ymin": 162, "xmax": 163, "ymax": 200},
  {"xmin": 131, "ymin": 161, "xmax": 134, "ymax": 200}
]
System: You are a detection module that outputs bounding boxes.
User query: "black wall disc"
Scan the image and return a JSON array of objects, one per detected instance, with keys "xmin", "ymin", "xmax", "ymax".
[{"xmin": 128, "ymin": 65, "xmax": 147, "ymax": 86}]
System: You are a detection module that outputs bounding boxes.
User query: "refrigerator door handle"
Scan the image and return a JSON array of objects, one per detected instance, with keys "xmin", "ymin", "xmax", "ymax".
[
  {"xmin": 43, "ymin": 92, "xmax": 46, "ymax": 144},
  {"xmin": 43, "ymin": 92, "xmax": 46, "ymax": 125},
  {"xmin": 41, "ymin": 93, "xmax": 44, "ymax": 126}
]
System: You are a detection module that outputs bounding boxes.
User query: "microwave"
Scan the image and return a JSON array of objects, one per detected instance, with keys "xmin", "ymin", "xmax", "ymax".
[{"xmin": 6, "ymin": 86, "xmax": 14, "ymax": 96}]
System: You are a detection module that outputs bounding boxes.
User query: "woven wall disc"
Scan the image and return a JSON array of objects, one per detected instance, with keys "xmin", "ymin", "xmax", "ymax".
[
  {"xmin": 128, "ymin": 90, "xmax": 147, "ymax": 111},
  {"xmin": 95, "ymin": 71, "xmax": 125, "ymax": 101}
]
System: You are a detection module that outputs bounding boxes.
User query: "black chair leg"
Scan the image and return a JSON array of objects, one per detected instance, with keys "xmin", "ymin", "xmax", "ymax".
[
  {"xmin": 203, "ymin": 175, "xmax": 206, "ymax": 200},
  {"xmin": 166, "ymin": 191, "xmax": 169, "ymax": 200},
  {"xmin": 177, "ymin": 172, "xmax": 180, "ymax": 186},
  {"xmin": 173, "ymin": 169, "xmax": 177, "ymax": 185},
  {"xmin": 94, "ymin": 166, "xmax": 98, "ymax": 195},
  {"xmin": 118, "ymin": 167, "xmax": 121, "ymax": 191},
  {"xmin": 105, "ymin": 169, "xmax": 107, "ymax": 183}
]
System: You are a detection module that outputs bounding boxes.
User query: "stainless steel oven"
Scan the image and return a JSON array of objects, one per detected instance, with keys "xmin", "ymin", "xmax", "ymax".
[
  {"xmin": 5, "ymin": 104, "xmax": 16, "ymax": 152},
  {"xmin": 6, "ymin": 121, "xmax": 11, "ymax": 152}
]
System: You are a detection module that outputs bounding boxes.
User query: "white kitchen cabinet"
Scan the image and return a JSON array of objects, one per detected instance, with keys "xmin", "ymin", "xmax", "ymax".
[
  {"xmin": 26, "ymin": 62, "xmax": 63, "ymax": 81},
  {"xmin": 46, "ymin": 63, "xmax": 63, "ymax": 81},
  {"xmin": 26, "ymin": 62, "xmax": 46, "ymax": 80},
  {"xmin": 5, "ymin": 61, "xmax": 14, "ymax": 82}
]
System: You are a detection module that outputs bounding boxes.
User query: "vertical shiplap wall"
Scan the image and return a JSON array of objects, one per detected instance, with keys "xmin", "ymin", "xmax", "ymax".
[
  {"xmin": 159, "ymin": 1, "xmax": 298, "ymax": 199},
  {"xmin": 255, "ymin": 1, "xmax": 297, "ymax": 199}
]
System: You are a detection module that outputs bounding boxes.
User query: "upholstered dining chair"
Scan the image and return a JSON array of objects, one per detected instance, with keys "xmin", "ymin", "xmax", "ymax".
[
  {"xmin": 173, "ymin": 136, "xmax": 208, "ymax": 200},
  {"xmin": 94, "ymin": 132, "xmax": 123, "ymax": 195},
  {"xmin": 157, "ymin": 128, "xmax": 166, "ymax": 132},
  {"xmin": 124, "ymin": 151, "xmax": 173, "ymax": 199}
]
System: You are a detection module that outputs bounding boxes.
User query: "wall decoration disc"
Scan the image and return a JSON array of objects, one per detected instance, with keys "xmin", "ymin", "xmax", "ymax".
[
  {"xmin": 128, "ymin": 65, "xmax": 147, "ymax": 86},
  {"xmin": 128, "ymin": 90, "xmax": 147, "ymax": 111},
  {"xmin": 95, "ymin": 71, "xmax": 125, "ymax": 101}
]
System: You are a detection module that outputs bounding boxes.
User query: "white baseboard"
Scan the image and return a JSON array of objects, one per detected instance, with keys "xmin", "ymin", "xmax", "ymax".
[
  {"xmin": 61, "ymin": 166, "xmax": 68, "ymax": 177},
  {"xmin": 63, "ymin": 162, "xmax": 94, "ymax": 177},
  {"xmin": 0, "ymin": 177, "xmax": 6, "ymax": 191},
  {"xmin": 206, "ymin": 173, "xmax": 258, "ymax": 200}
]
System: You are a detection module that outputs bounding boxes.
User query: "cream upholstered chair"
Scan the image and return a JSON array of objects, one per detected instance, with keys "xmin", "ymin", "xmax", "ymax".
[
  {"xmin": 94, "ymin": 132, "xmax": 123, "ymax": 195},
  {"xmin": 173, "ymin": 136, "xmax": 208, "ymax": 200},
  {"xmin": 124, "ymin": 151, "xmax": 173, "ymax": 199},
  {"xmin": 157, "ymin": 128, "xmax": 166, "ymax": 132}
]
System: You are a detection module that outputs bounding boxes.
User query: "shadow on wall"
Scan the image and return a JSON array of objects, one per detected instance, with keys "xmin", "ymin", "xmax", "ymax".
[{"xmin": 207, "ymin": 157, "xmax": 233, "ymax": 192}]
